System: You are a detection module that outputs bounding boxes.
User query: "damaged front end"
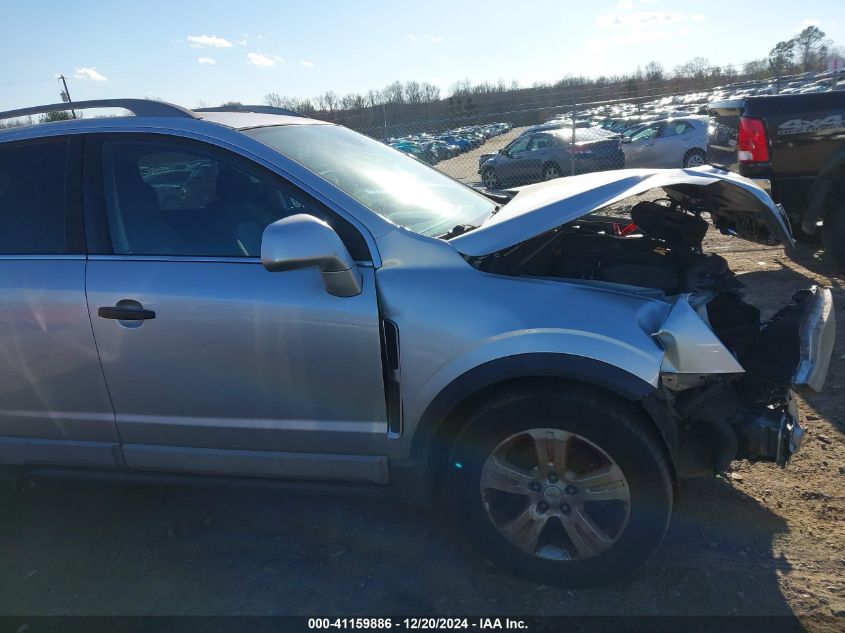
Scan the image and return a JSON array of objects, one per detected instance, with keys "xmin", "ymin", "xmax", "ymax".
[
  {"xmin": 658, "ymin": 285, "xmax": 834, "ymax": 472},
  {"xmin": 460, "ymin": 169, "xmax": 835, "ymax": 474}
]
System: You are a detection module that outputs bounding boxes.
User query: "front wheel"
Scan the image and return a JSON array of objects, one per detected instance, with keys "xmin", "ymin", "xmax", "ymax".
[
  {"xmin": 683, "ymin": 148, "xmax": 707, "ymax": 168},
  {"xmin": 454, "ymin": 385, "xmax": 673, "ymax": 586},
  {"xmin": 482, "ymin": 168, "xmax": 501, "ymax": 190}
]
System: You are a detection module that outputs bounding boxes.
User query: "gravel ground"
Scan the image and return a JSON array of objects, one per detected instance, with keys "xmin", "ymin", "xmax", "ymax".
[
  {"xmin": 0, "ymin": 205, "xmax": 843, "ymax": 630},
  {"xmin": 435, "ymin": 126, "xmax": 528, "ymax": 186}
]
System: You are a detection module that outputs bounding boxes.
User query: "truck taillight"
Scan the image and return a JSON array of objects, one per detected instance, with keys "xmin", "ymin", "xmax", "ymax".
[{"xmin": 737, "ymin": 117, "xmax": 770, "ymax": 163}]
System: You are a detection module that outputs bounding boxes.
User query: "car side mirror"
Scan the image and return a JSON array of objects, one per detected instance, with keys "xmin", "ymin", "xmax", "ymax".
[
  {"xmin": 498, "ymin": 148, "xmax": 508, "ymax": 155},
  {"xmin": 621, "ymin": 137, "xmax": 632, "ymax": 144},
  {"xmin": 261, "ymin": 214, "xmax": 363, "ymax": 297}
]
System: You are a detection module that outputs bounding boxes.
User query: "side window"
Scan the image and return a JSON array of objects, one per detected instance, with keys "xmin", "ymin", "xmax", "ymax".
[
  {"xmin": 100, "ymin": 138, "xmax": 368, "ymax": 260},
  {"xmin": 506, "ymin": 137, "xmax": 530, "ymax": 154},
  {"xmin": 631, "ymin": 124, "xmax": 661, "ymax": 142},
  {"xmin": 528, "ymin": 136, "xmax": 553, "ymax": 151},
  {"xmin": 0, "ymin": 140, "xmax": 70, "ymax": 254},
  {"xmin": 660, "ymin": 122, "xmax": 690, "ymax": 138}
]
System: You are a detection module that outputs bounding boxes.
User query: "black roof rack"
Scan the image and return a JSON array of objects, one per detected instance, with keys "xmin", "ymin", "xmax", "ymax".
[
  {"xmin": 194, "ymin": 105, "xmax": 305, "ymax": 117},
  {"xmin": 0, "ymin": 99, "xmax": 199, "ymax": 122}
]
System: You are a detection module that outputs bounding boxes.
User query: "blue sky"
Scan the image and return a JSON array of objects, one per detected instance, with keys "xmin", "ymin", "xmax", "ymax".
[{"xmin": 1, "ymin": 0, "xmax": 842, "ymax": 111}]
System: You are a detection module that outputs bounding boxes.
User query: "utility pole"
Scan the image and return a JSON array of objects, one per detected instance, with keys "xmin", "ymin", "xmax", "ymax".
[{"xmin": 58, "ymin": 75, "xmax": 77, "ymax": 119}]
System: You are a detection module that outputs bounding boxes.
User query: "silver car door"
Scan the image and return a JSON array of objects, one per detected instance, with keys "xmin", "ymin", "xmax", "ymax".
[
  {"xmin": 84, "ymin": 134, "xmax": 388, "ymax": 482},
  {"xmin": 499, "ymin": 135, "xmax": 532, "ymax": 184},
  {"xmin": 0, "ymin": 137, "xmax": 118, "ymax": 468},
  {"xmin": 625, "ymin": 123, "xmax": 663, "ymax": 167},
  {"xmin": 525, "ymin": 135, "xmax": 554, "ymax": 179},
  {"xmin": 655, "ymin": 120, "xmax": 691, "ymax": 167}
]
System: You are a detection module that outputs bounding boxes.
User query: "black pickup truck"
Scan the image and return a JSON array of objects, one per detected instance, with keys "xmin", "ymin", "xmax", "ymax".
[{"xmin": 708, "ymin": 91, "xmax": 845, "ymax": 263}]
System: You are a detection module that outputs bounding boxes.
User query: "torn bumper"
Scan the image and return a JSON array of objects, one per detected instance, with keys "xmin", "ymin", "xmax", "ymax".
[{"xmin": 792, "ymin": 286, "xmax": 835, "ymax": 394}]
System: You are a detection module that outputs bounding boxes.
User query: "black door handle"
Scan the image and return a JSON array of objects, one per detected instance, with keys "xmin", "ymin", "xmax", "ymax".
[{"xmin": 98, "ymin": 306, "xmax": 156, "ymax": 320}]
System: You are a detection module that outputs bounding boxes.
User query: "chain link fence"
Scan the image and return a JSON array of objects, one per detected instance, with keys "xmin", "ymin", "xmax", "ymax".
[{"xmin": 300, "ymin": 63, "xmax": 843, "ymax": 191}]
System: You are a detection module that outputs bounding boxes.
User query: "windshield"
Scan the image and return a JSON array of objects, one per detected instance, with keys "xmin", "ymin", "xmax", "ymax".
[{"xmin": 245, "ymin": 124, "xmax": 496, "ymax": 237}]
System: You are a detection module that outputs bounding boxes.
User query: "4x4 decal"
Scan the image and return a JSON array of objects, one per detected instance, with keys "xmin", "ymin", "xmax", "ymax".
[{"xmin": 777, "ymin": 115, "xmax": 845, "ymax": 135}]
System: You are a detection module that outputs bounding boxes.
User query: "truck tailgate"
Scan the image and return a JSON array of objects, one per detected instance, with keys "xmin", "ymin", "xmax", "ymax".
[{"xmin": 707, "ymin": 100, "xmax": 743, "ymax": 170}]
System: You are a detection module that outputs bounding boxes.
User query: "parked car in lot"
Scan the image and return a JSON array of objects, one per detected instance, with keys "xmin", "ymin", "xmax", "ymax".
[
  {"xmin": 0, "ymin": 99, "xmax": 834, "ymax": 586},
  {"xmin": 622, "ymin": 116, "xmax": 708, "ymax": 168},
  {"xmin": 708, "ymin": 91, "xmax": 845, "ymax": 264},
  {"xmin": 479, "ymin": 129, "xmax": 624, "ymax": 189},
  {"xmin": 390, "ymin": 140, "xmax": 438, "ymax": 164}
]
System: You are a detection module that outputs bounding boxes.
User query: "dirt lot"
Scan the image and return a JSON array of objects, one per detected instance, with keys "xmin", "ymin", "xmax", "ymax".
[
  {"xmin": 0, "ymin": 212, "xmax": 843, "ymax": 630},
  {"xmin": 435, "ymin": 126, "xmax": 528, "ymax": 186}
]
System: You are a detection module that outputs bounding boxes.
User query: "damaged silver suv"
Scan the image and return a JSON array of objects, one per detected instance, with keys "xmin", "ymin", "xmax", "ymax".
[{"xmin": 0, "ymin": 100, "xmax": 835, "ymax": 586}]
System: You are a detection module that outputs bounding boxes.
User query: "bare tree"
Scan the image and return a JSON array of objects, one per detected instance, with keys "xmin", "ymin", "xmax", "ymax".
[
  {"xmin": 449, "ymin": 79, "xmax": 472, "ymax": 97},
  {"xmin": 644, "ymin": 61, "xmax": 664, "ymax": 82},
  {"xmin": 382, "ymin": 81, "xmax": 405, "ymax": 104},
  {"xmin": 420, "ymin": 82, "xmax": 440, "ymax": 102},
  {"xmin": 404, "ymin": 81, "xmax": 423, "ymax": 104},
  {"xmin": 316, "ymin": 91, "xmax": 339, "ymax": 112}
]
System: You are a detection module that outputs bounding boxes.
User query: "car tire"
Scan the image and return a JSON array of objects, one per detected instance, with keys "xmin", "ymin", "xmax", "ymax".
[
  {"xmin": 542, "ymin": 162, "xmax": 563, "ymax": 181},
  {"xmin": 453, "ymin": 384, "xmax": 673, "ymax": 587},
  {"xmin": 822, "ymin": 195, "xmax": 845, "ymax": 267},
  {"xmin": 683, "ymin": 148, "xmax": 707, "ymax": 168},
  {"xmin": 482, "ymin": 168, "xmax": 501, "ymax": 190}
]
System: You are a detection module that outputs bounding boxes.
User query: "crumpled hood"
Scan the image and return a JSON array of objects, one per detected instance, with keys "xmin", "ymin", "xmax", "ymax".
[{"xmin": 450, "ymin": 166, "xmax": 794, "ymax": 256}]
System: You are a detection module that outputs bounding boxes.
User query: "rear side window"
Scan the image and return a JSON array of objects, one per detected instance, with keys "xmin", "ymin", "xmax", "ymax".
[
  {"xmin": 0, "ymin": 141, "xmax": 69, "ymax": 254},
  {"xmin": 529, "ymin": 136, "xmax": 553, "ymax": 150},
  {"xmin": 660, "ymin": 121, "xmax": 694, "ymax": 138}
]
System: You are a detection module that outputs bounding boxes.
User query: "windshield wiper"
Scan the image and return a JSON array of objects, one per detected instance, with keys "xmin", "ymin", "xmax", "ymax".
[{"xmin": 439, "ymin": 224, "xmax": 478, "ymax": 239}]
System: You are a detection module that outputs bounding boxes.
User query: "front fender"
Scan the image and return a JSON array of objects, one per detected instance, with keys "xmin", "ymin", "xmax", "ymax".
[{"xmin": 409, "ymin": 350, "xmax": 658, "ymax": 460}]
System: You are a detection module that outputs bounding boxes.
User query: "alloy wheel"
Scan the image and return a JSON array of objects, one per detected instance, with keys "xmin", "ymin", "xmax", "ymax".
[
  {"xmin": 482, "ymin": 169, "xmax": 499, "ymax": 190},
  {"xmin": 479, "ymin": 428, "xmax": 630, "ymax": 561},
  {"xmin": 543, "ymin": 164, "xmax": 561, "ymax": 180},
  {"xmin": 685, "ymin": 151, "xmax": 706, "ymax": 167}
]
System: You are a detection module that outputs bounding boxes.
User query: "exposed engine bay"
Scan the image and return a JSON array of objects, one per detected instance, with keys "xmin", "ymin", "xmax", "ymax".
[
  {"xmin": 472, "ymin": 199, "xmax": 739, "ymax": 296},
  {"xmin": 468, "ymin": 196, "xmax": 833, "ymax": 474}
]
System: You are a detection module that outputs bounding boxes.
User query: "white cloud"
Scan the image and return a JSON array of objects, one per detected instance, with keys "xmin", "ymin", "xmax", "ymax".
[
  {"xmin": 187, "ymin": 34, "xmax": 233, "ymax": 48},
  {"xmin": 406, "ymin": 33, "xmax": 417, "ymax": 41},
  {"xmin": 592, "ymin": 9, "xmax": 712, "ymax": 49},
  {"xmin": 273, "ymin": 55, "xmax": 285, "ymax": 63},
  {"xmin": 596, "ymin": 12, "xmax": 685, "ymax": 28},
  {"xmin": 595, "ymin": 11, "xmax": 707, "ymax": 44},
  {"xmin": 423, "ymin": 34, "xmax": 444, "ymax": 43},
  {"xmin": 300, "ymin": 60, "xmax": 314, "ymax": 68},
  {"xmin": 74, "ymin": 67, "xmax": 108, "ymax": 81},
  {"xmin": 247, "ymin": 52, "xmax": 276, "ymax": 67},
  {"xmin": 616, "ymin": 1, "xmax": 634, "ymax": 9},
  {"xmin": 198, "ymin": 57, "xmax": 216, "ymax": 65}
]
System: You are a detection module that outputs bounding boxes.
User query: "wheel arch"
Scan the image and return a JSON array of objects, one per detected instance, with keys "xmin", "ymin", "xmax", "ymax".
[
  {"xmin": 408, "ymin": 353, "xmax": 678, "ymax": 497},
  {"xmin": 801, "ymin": 145, "xmax": 845, "ymax": 234},
  {"xmin": 682, "ymin": 147, "xmax": 707, "ymax": 165}
]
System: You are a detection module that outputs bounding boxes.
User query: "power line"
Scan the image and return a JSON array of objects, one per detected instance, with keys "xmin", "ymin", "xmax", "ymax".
[{"xmin": 0, "ymin": 77, "xmax": 56, "ymax": 88}]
